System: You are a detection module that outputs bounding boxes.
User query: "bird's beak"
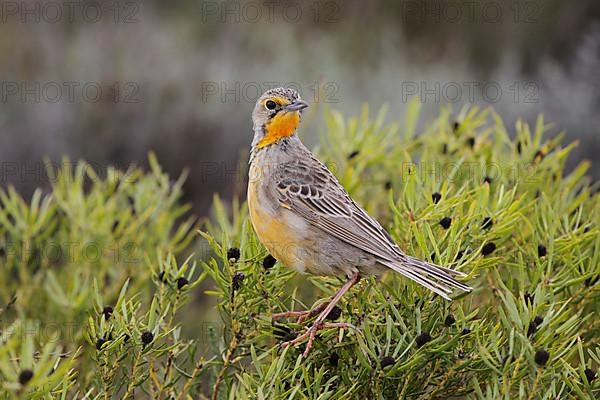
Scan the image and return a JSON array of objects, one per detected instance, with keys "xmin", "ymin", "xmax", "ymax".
[{"xmin": 284, "ymin": 99, "xmax": 309, "ymax": 112}]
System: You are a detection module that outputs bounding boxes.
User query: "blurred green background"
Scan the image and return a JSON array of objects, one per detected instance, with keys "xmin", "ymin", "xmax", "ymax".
[{"xmin": 1, "ymin": 0, "xmax": 599, "ymax": 215}]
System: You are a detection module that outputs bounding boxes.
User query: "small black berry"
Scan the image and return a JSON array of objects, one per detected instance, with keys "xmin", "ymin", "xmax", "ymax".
[
  {"xmin": 141, "ymin": 331, "xmax": 154, "ymax": 345},
  {"xmin": 102, "ymin": 306, "xmax": 113, "ymax": 320},
  {"xmin": 584, "ymin": 368, "xmax": 597, "ymax": 383},
  {"xmin": 483, "ymin": 176, "xmax": 492, "ymax": 184},
  {"xmin": 415, "ymin": 332, "xmax": 432, "ymax": 348},
  {"xmin": 232, "ymin": 272, "xmax": 245, "ymax": 291},
  {"xmin": 466, "ymin": 137, "xmax": 475, "ymax": 148},
  {"xmin": 177, "ymin": 277, "xmax": 189, "ymax": 289},
  {"xmin": 380, "ymin": 355, "xmax": 395, "ymax": 368},
  {"xmin": 18, "ymin": 369, "xmax": 34, "ymax": 385},
  {"xmin": 329, "ymin": 352, "xmax": 340, "ymax": 367},
  {"xmin": 481, "ymin": 242, "xmax": 496, "ymax": 256},
  {"xmin": 534, "ymin": 349, "xmax": 549, "ymax": 366},
  {"xmin": 326, "ymin": 306, "xmax": 342, "ymax": 321},
  {"xmin": 444, "ymin": 314, "xmax": 456, "ymax": 327},
  {"xmin": 524, "ymin": 292, "xmax": 535, "ymax": 306},
  {"xmin": 348, "ymin": 150, "xmax": 360, "ymax": 160},
  {"xmin": 262, "ymin": 255, "xmax": 277, "ymax": 269},
  {"xmin": 227, "ymin": 247, "xmax": 240, "ymax": 261},
  {"xmin": 158, "ymin": 271, "xmax": 167, "ymax": 283},
  {"xmin": 537, "ymin": 244, "xmax": 547, "ymax": 257},
  {"xmin": 96, "ymin": 338, "xmax": 107, "ymax": 350},
  {"xmin": 481, "ymin": 217, "xmax": 493, "ymax": 230},
  {"xmin": 527, "ymin": 321, "xmax": 537, "ymax": 337},
  {"xmin": 439, "ymin": 217, "xmax": 452, "ymax": 229},
  {"xmin": 458, "ymin": 350, "xmax": 466, "ymax": 359},
  {"xmin": 461, "ymin": 327, "xmax": 471, "ymax": 335},
  {"xmin": 432, "ymin": 192, "xmax": 442, "ymax": 204}
]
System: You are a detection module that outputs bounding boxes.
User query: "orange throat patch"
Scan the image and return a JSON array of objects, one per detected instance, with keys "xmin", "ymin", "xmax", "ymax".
[{"xmin": 257, "ymin": 111, "xmax": 300, "ymax": 149}]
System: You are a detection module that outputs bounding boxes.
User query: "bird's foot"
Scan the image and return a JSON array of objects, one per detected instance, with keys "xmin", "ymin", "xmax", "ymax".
[
  {"xmin": 272, "ymin": 302, "xmax": 328, "ymax": 324},
  {"xmin": 281, "ymin": 322, "xmax": 355, "ymax": 357},
  {"xmin": 275, "ymin": 272, "xmax": 361, "ymax": 357}
]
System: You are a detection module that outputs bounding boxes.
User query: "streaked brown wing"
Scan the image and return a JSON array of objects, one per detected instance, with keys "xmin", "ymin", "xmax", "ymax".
[{"xmin": 274, "ymin": 157, "xmax": 405, "ymax": 263}]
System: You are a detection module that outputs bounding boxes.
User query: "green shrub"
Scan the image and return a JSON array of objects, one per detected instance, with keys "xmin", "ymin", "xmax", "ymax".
[
  {"xmin": 0, "ymin": 155, "xmax": 200, "ymax": 398},
  {"xmin": 1, "ymin": 103, "xmax": 598, "ymax": 399}
]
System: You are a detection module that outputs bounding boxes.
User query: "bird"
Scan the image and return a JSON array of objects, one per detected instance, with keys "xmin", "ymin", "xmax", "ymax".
[{"xmin": 247, "ymin": 87, "xmax": 471, "ymax": 356}]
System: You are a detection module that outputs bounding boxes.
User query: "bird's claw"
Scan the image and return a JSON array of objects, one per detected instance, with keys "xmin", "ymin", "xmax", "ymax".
[
  {"xmin": 272, "ymin": 302, "xmax": 328, "ymax": 325},
  {"xmin": 280, "ymin": 322, "xmax": 356, "ymax": 357}
]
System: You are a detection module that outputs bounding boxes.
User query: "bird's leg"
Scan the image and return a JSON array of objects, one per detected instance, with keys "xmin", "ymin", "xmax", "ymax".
[
  {"xmin": 282, "ymin": 272, "xmax": 360, "ymax": 357},
  {"xmin": 271, "ymin": 302, "xmax": 328, "ymax": 324}
]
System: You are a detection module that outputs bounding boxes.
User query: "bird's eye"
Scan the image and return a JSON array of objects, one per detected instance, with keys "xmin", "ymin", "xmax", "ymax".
[{"xmin": 265, "ymin": 100, "xmax": 277, "ymax": 110}]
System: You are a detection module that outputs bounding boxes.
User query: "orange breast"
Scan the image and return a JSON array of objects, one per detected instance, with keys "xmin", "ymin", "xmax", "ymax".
[{"xmin": 247, "ymin": 177, "xmax": 307, "ymax": 273}]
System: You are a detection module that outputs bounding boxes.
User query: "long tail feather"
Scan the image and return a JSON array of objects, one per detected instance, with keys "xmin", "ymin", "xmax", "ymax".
[{"xmin": 380, "ymin": 256, "xmax": 471, "ymax": 300}]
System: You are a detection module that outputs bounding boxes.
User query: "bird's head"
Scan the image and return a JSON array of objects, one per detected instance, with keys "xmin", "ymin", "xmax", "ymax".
[{"xmin": 251, "ymin": 87, "xmax": 309, "ymax": 150}]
